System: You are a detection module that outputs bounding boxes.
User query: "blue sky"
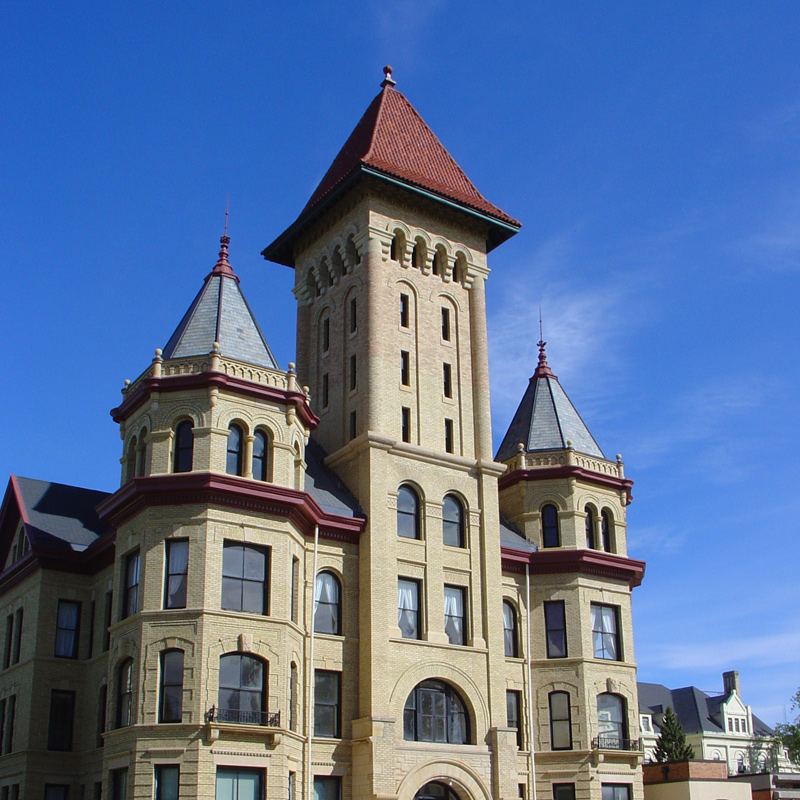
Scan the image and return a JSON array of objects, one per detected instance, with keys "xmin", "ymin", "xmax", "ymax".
[{"xmin": 2, "ymin": 2, "xmax": 798, "ymax": 726}]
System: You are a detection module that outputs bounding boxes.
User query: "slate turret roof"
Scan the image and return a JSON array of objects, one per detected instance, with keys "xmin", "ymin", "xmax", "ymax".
[
  {"xmin": 495, "ymin": 339, "xmax": 604, "ymax": 462},
  {"xmin": 163, "ymin": 234, "xmax": 279, "ymax": 370}
]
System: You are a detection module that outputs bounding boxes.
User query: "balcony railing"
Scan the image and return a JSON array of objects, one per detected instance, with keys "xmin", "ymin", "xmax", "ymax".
[
  {"xmin": 206, "ymin": 705, "xmax": 280, "ymax": 727},
  {"xmin": 593, "ymin": 735, "xmax": 643, "ymax": 751}
]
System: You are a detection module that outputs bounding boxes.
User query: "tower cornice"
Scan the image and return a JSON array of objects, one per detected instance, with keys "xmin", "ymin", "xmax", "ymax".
[{"xmin": 499, "ymin": 464, "xmax": 633, "ymax": 505}]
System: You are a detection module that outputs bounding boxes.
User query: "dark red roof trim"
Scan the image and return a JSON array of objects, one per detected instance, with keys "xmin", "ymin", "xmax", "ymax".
[
  {"xmin": 97, "ymin": 473, "xmax": 366, "ymax": 543},
  {"xmin": 499, "ymin": 465, "xmax": 634, "ymax": 506},
  {"xmin": 111, "ymin": 372, "xmax": 319, "ymax": 429},
  {"xmin": 501, "ymin": 547, "xmax": 645, "ymax": 588}
]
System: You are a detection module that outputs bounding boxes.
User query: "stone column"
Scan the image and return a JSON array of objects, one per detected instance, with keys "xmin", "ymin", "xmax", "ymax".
[{"xmin": 468, "ymin": 271, "xmax": 493, "ymax": 461}]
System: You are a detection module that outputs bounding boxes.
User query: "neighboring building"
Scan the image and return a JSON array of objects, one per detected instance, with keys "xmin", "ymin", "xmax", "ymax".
[
  {"xmin": 641, "ymin": 760, "xmax": 752, "ymax": 800},
  {"xmin": 639, "ymin": 671, "xmax": 793, "ymax": 775},
  {"xmin": 0, "ymin": 68, "xmax": 647, "ymax": 800},
  {"xmin": 728, "ymin": 771, "xmax": 800, "ymax": 800}
]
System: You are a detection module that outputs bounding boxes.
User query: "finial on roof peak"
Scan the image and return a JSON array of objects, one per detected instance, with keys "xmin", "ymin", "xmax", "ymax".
[
  {"xmin": 533, "ymin": 307, "xmax": 555, "ymax": 378},
  {"xmin": 381, "ymin": 64, "xmax": 396, "ymax": 88},
  {"xmin": 213, "ymin": 203, "xmax": 235, "ymax": 276}
]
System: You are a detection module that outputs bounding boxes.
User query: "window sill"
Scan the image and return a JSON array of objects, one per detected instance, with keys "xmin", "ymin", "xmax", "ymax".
[{"xmin": 390, "ymin": 636, "xmax": 488, "ymax": 655}]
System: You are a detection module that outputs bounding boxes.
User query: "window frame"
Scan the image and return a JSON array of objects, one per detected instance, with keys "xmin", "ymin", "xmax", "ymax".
[
  {"xmin": 226, "ymin": 423, "xmax": 244, "ymax": 476},
  {"xmin": 397, "ymin": 485, "xmax": 421, "ymax": 539},
  {"xmin": 401, "ymin": 350, "xmax": 410, "ymax": 385},
  {"xmin": 314, "ymin": 669, "xmax": 342, "ymax": 738},
  {"xmin": 116, "ymin": 658, "xmax": 134, "ymax": 728},
  {"xmin": 444, "ymin": 584, "xmax": 466, "ymax": 646},
  {"xmin": 54, "ymin": 600, "xmax": 81, "ymax": 659},
  {"xmin": 507, "ymin": 689, "xmax": 522, "ymax": 748},
  {"xmin": 443, "ymin": 362, "xmax": 452, "ymax": 398},
  {"xmin": 601, "ymin": 786, "xmax": 631, "ymax": 800},
  {"xmin": 442, "ymin": 494, "xmax": 465, "ymax": 548},
  {"xmin": 314, "ymin": 570, "xmax": 342, "ymax": 636},
  {"xmin": 601, "ymin": 510, "xmax": 613, "ymax": 552},
  {"xmin": 400, "ymin": 293, "xmax": 409, "ymax": 328},
  {"xmin": 597, "ymin": 693, "xmax": 628, "ymax": 749},
  {"xmin": 541, "ymin": 504, "xmax": 560, "ymax": 548},
  {"xmin": 401, "ymin": 406, "xmax": 411, "ymax": 442},
  {"xmin": 172, "ymin": 420, "xmax": 194, "ymax": 473},
  {"xmin": 403, "ymin": 680, "xmax": 469, "ymax": 744},
  {"xmin": 553, "ymin": 785, "xmax": 576, "ymax": 800},
  {"xmin": 441, "ymin": 307, "xmax": 451, "ymax": 341},
  {"xmin": 444, "ymin": 418, "xmax": 454, "ymax": 453},
  {"xmin": 314, "ymin": 776, "xmax": 341, "ymax": 800},
  {"xmin": 585, "ymin": 506, "xmax": 596, "ymax": 549},
  {"xmin": 544, "ymin": 600, "xmax": 568, "ymax": 658},
  {"xmin": 398, "ymin": 578, "xmax": 421, "ymax": 639},
  {"xmin": 218, "ymin": 652, "xmax": 266, "ymax": 725},
  {"xmin": 349, "ymin": 297, "xmax": 357, "ymax": 333},
  {"xmin": 221, "ymin": 541, "xmax": 269, "ymax": 616},
  {"xmin": 164, "ymin": 539, "xmax": 189, "ymax": 609},
  {"xmin": 122, "ymin": 551, "xmax": 140, "ymax": 620},
  {"xmin": 349, "ymin": 354, "xmax": 357, "ymax": 391},
  {"xmin": 47, "ymin": 689, "xmax": 75, "ymax": 751},
  {"xmin": 591, "ymin": 603, "xmax": 622, "ymax": 661},
  {"xmin": 159, "ymin": 648, "xmax": 184, "ymax": 723},
  {"xmin": 11, "ymin": 609, "xmax": 22, "ymax": 664},
  {"xmin": 503, "ymin": 600, "xmax": 519, "ymax": 658},
  {"xmin": 154, "ymin": 765, "xmax": 180, "ymax": 800},
  {"xmin": 549, "ymin": 691, "xmax": 573, "ymax": 750}
]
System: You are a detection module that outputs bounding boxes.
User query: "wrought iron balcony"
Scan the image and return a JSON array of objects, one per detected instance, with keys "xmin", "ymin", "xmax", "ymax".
[
  {"xmin": 593, "ymin": 735, "xmax": 643, "ymax": 751},
  {"xmin": 206, "ymin": 705, "xmax": 280, "ymax": 727}
]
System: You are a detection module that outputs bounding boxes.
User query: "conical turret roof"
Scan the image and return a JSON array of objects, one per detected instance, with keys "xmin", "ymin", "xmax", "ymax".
[
  {"xmin": 495, "ymin": 340, "xmax": 604, "ymax": 462},
  {"xmin": 162, "ymin": 235, "xmax": 279, "ymax": 370}
]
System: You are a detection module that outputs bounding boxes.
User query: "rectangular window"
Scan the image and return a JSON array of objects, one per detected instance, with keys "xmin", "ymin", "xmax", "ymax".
[
  {"xmin": 122, "ymin": 551, "xmax": 140, "ymax": 619},
  {"xmin": 291, "ymin": 557, "xmax": 300, "ymax": 623},
  {"xmin": 111, "ymin": 769, "xmax": 128, "ymax": 800},
  {"xmin": 55, "ymin": 600, "xmax": 81, "ymax": 658},
  {"xmin": 349, "ymin": 411, "xmax": 357, "ymax": 441},
  {"xmin": 322, "ymin": 318, "xmax": 330, "ymax": 353},
  {"xmin": 44, "ymin": 787, "xmax": 70, "ymax": 800},
  {"xmin": 164, "ymin": 539, "xmax": 189, "ymax": 609},
  {"xmin": 3, "ymin": 695, "xmax": 14, "ymax": 754},
  {"xmin": 159, "ymin": 649, "xmax": 184, "ymax": 723},
  {"xmin": 11, "ymin": 609, "xmax": 22, "ymax": 664},
  {"xmin": 3, "ymin": 614, "xmax": 12, "ymax": 669},
  {"xmin": 549, "ymin": 691, "xmax": 572, "ymax": 750},
  {"xmin": 601, "ymin": 786, "xmax": 631, "ymax": 800},
  {"xmin": 728, "ymin": 718, "xmax": 733, "ymax": 732},
  {"xmin": 398, "ymin": 578, "xmax": 420, "ymax": 639},
  {"xmin": 87, "ymin": 600, "xmax": 95, "ymax": 659},
  {"xmin": 349, "ymin": 354, "xmax": 357, "ymax": 391},
  {"xmin": 444, "ymin": 585, "xmax": 466, "ymax": 645},
  {"xmin": 507, "ymin": 689, "xmax": 522, "ymax": 748},
  {"xmin": 443, "ymin": 363, "xmax": 452, "ymax": 398},
  {"xmin": 544, "ymin": 601, "xmax": 567, "ymax": 658},
  {"xmin": 94, "ymin": 782, "xmax": 102, "ymax": 800},
  {"xmin": 400, "ymin": 293, "xmax": 409, "ymax": 328},
  {"xmin": 155, "ymin": 765, "xmax": 180, "ymax": 800},
  {"xmin": 322, "ymin": 373, "xmax": 329, "ymax": 408},
  {"xmin": 441, "ymin": 307, "xmax": 451, "ymax": 341},
  {"xmin": 553, "ymin": 785, "xmax": 576, "ymax": 800},
  {"xmin": 314, "ymin": 777, "xmax": 341, "ymax": 800},
  {"xmin": 289, "ymin": 773, "xmax": 295, "ymax": 800},
  {"xmin": 401, "ymin": 351, "xmax": 410, "ymax": 385},
  {"xmin": 103, "ymin": 591, "xmax": 112, "ymax": 651},
  {"xmin": 221, "ymin": 542, "xmax": 268, "ymax": 615},
  {"xmin": 445, "ymin": 419, "xmax": 454, "ymax": 453},
  {"xmin": 349, "ymin": 298, "xmax": 357, "ymax": 333},
  {"xmin": 591, "ymin": 604, "xmax": 621, "ymax": 660},
  {"xmin": 314, "ymin": 670, "xmax": 341, "ymax": 738},
  {"xmin": 47, "ymin": 690, "xmax": 75, "ymax": 751},
  {"xmin": 735, "ymin": 718, "xmax": 740, "ymax": 732},
  {"xmin": 401, "ymin": 407, "xmax": 411, "ymax": 443},
  {"xmin": 0, "ymin": 699, "xmax": 5, "ymax": 751}
]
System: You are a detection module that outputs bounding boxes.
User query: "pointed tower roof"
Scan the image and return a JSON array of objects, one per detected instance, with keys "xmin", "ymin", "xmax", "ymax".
[
  {"xmin": 162, "ymin": 233, "xmax": 279, "ymax": 369},
  {"xmin": 263, "ymin": 66, "xmax": 520, "ymax": 266},
  {"xmin": 495, "ymin": 339, "xmax": 605, "ymax": 462}
]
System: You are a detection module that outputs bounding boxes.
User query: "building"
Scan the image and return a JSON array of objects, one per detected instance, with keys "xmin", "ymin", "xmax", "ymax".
[
  {"xmin": 641, "ymin": 760, "xmax": 752, "ymax": 800},
  {"xmin": 638, "ymin": 671, "xmax": 793, "ymax": 775},
  {"xmin": 0, "ymin": 68, "xmax": 647, "ymax": 800}
]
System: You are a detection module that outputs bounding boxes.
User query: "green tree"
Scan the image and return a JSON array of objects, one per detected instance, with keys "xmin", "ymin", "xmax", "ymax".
[
  {"xmin": 775, "ymin": 687, "xmax": 800, "ymax": 767},
  {"xmin": 653, "ymin": 706, "xmax": 695, "ymax": 762}
]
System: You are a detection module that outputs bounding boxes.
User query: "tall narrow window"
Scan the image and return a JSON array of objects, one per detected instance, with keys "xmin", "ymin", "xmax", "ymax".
[
  {"xmin": 103, "ymin": 592, "xmax": 112, "ymax": 651},
  {"xmin": 397, "ymin": 485, "xmax": 420, "ymax": 539},
  {"xmin": 159, "ymin": 649, "xmax": 184, "ymax": 723},
  {"xmin": 2, "ymin": 695, "xmax": 13, "ymax": 753},
  {"xmin": 400, "ymin": 293, "xmax": 409, "ymax": 328},
  {"xmin": 585, "ymin": 506, "xmax": 596, "ymax": 549},
  {"xmin": 0, "ymin": 699, "xmax": 5, "ymax": 753},
  {"xmin": 87, "ymin": 600, "xmax": 95, "ymax": 659},
  {"xmin": 349, "ymin": 354, "xmax": 357, "ymax": 391},
  {"xmin": 226, "ymin": 424, "xmax": 243, "ymax": 476},
  {"xmin": 155, "ymin": 766, "xmax": 180, "ymax": 800},
  {"xmin": 314, "ymin": 571, "xmax": 341, "ymax": 635},
  {"xmin": 164, "ymin": 540, "xmax": 189, "ymax": 609},
  {"xmin": 444, "ymin": 419, "xmax": 454, "ymax": 453},
  {"xmin": 349, "ymin": 411, "xmax": 357, "ymax": 440},
  {"xmin": 549, "ymin": 691, "xmax": 572, "ymax": 750},
  {"xmin": 117, "ymin": 659, "xmax": 133, "ymax": 728},
  {"xmin": 597, "ymin": 694, "xmax": 627, "ymax": 748},
  {"xmin": 111, "ymin": 769, "xmax": 128, "ymax": 800},
  {"xmin": 401, "ymin": 407, "xmax": 411, "ymax": 443},
  {"xmin": 11, "ymin": 609, "xmax": 22, "ymax": 665},
  {"xmin": 135, "ymin": 428, "xmax": 148, "ymax": 477},
  {"xmin": 401, "ymin": 351, "xmax": 410, "ymax": 385},
  {"xmin": 173, "ymin": 421, "xmax": 193, "ymax": 473},
  {"xmin": 322, "ymin": 318, "xmax": 330, "ymax": 352},
  {"xmin": 252, "ymin": 430, "xmax": 269, "ymax": 481},
  {"xmin": 398, "ymin": 578, "xmax": 420, "ymax": 639},
  {"xmin": 122, "ymin": 552, "xmax": 140, "ymax": 619},
  {"xmin": 289, "ymin": 772, "xmax": 296, "ymax": 800},
  {"xmin": 432, "ymin": 250, "xmax": 442, "ymax": 275},
  {"xmin": 3, "ymin": 614, "xmax": 13, "ymax": 669},
  {"xmin": 441, "ymin": 307, "xmax": 451, "ymax": 341},
  {"xmin": 47, "ymin": 691, "xmax": 75, "ymax": 751},
  {"xmin": 443, "ymin": 363, "xmax": 452, "ymax": 398},
  {"xmin": 218, "ymin": 654, "xmax": 265, "ymax": 724},
  {"xmin": 601, "ymin": 510, "xmax": 613, "ymax": 552},
  {"xmin": 291, "ymin": 557, "xmax": 300, "ymax": 623},
  {"xmin": 503, "ymin": 601, "xmax": 518, "ymax": 657},
  {"xmin": 221, "ymin": 542, "xmax": 268, "ymax": 615},
  {"xmin": 349, "ymin": 297, "xmax": 357, "ymax": 333},
  {"xmin": 541, "ymin": 504, "xmax": 560, "ymax": 548},
  {"xmin": 55, "ymin": 600, "xmax": 81, "ymax": 658},
  {"xmin": 290, "ymin": 663, "xmax": 298, "ymax": 730},
  {"xmin": 444, "ymin": 585, "xmax": 466, "ymax": 645},
  {"xmin": 442, "ymin": 494, "xmax": 464, "ymax": 548},
  {"xmin": 322, "ymin": 374, "xmax": 329, "ymax": 408},
  {"xmin": 97, "ymin": 686, "xmax": 107, "ymax": 748},
  {"xmin": 507, "ymin": 690, "xmax": 522, "ymax": 748},
  {"xmin": 314, "ymin": 670, "xmax": 341, "ymax": 738},
  {"xmin": 591, "ymin": 604, "xmax": 621, "ymax": 660},
  {"xmin": 544, "ymin": 601, "xmax": 567, "ymax": 658}
]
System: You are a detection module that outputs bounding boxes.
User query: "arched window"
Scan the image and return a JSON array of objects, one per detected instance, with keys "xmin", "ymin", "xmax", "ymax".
[
  {"xmin": 397, "ymin": 485, "xmax": 421, "ymax": 539},
  {"xmin": 17, "ymin": 526, "xmax": 28, "ymax": 558},
  {"xmin": 226, "ymin": 424, "xmax": 243, "ymax": 476},
  {"xmin": 542, "ymin": 504, "xmax": 560, "ymax": 548},
  {"xmin": 601, "ymin": 510, "xmax": 613, "ymax": 552},
  {"xmin": 414, "ymin": 783, "xmax": 460, "ymax": 800},
  {"xmin": 403, "ymin": 680, "xmax": 469, "ymax": 744},
  {"xmin": 159, "ymin": 649, "xmax": 184, "ymax": 723},
  {"xmin": 549, "ymin": 691, "xmax": 572, "ymax": 750},
  {"xmin": 126, "ymin": 437, "xmax": 137, "ymax": 481},
  {"xmin": 432, "ymin": 250, "xmax": 442, "ymax": 275},
  {"xmin": 597, "ymin": 693, "xmax": 627, "ymax": 749},
  {"xmin": 116, "ymin": 658, "xmax": 134, "ymax": 728},
  {"xmin": 252, "ymin": 430, "xmax": 269, "ymax": 481},
  {"xmin": 412, "ymin": 243, "xmax": 421, "ymax": 268},
  {"xmin": 442, "ymin": 494, "xmax": 465, "ymax": 547},
  {"xmin": 135, "ymin": 428, "xmax": 148, "ymax": 477},
  {"xmin": 218, "ymin": 653, "xmax": 265, "ymax": 725},
  {"xmin": 173, "ymin": 421, "xmax": 194, "ymax": 473},
  {"xmin": 585, "ymin": 506, "xmax": 596, "ymax": 549},
  {"xmin": 503, "ymin": 600, "xmax": 518, "ymax": 657},
  {"xmin": 345, "ymin": 234, "xmax": 358, "ymax": 269},
  {"xmin": 314, "ymin": 571, "xmax": 341, "ymax": 635}
]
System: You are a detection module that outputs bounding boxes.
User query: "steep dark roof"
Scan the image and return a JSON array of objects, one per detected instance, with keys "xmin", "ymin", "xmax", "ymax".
[
  {"xmin": 500, "ymin": 515, "xmax": 536, "ymax": 552},
  {"xmin": 163, "ymin": 236, "xmax": 279, "ymax": 370},
  {"xmin": 303, "ymin": 440, "xmax": 363, "ymax": 519}
]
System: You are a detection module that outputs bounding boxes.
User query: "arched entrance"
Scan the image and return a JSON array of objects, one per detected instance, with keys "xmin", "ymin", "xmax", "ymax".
[{"xmin": 414, "ymin": 782, "xmax": 461, "ymax": 800}]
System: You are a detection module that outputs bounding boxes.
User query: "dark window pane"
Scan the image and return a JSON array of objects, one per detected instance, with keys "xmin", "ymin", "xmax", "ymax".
[
  {"xmin": 48, "ymin": 691, "xmax": 75, "ymax": 750},
  {"xmin": 155, "ymin": 766, "xmax": 180, "ymax": 800},
  {"xmin": 542, "ymin": 504, "xmax": 560, "ymax": 547}
]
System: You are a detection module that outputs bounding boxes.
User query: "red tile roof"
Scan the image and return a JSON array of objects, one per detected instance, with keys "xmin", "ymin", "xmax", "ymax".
[{"xmin": 303, "ymin": 85, "xmax": 520, "ymax": 227}]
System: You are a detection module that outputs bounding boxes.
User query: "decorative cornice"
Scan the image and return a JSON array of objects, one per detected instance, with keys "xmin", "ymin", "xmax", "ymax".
[
  {"xmin": 499, "ymin": 465, "xmax": 633, "ymax": 505},
  {"xmin": 96, "ymin": 473, "xmax": 366, "ymax": 543},
  {"xmin": 500, "ymin": 546, "xmax": 645, "ymax": 588},
  {"xmin": 110, "ymin": 372, "xmax": 319, "ymax": 430}
]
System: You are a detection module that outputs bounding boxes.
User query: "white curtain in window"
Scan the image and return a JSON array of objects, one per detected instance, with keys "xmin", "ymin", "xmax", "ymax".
[
  {"xmin": 315, "ymin": 573, "xmax": 338, "ymax": 604},
  {"xmin": 503, "ymin": 601, "xmax": 514, "ymax": 632},
  {"xmin": 56, "ymin": 602, "xmax": 79, "ymax": 655},
  {"xmin": 444, "ymin": 587, "xmax": 464, "ymax": 642},
  {"xmin": 397, "ymin": 581, "xmax": 418, "ymax": 637}
]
